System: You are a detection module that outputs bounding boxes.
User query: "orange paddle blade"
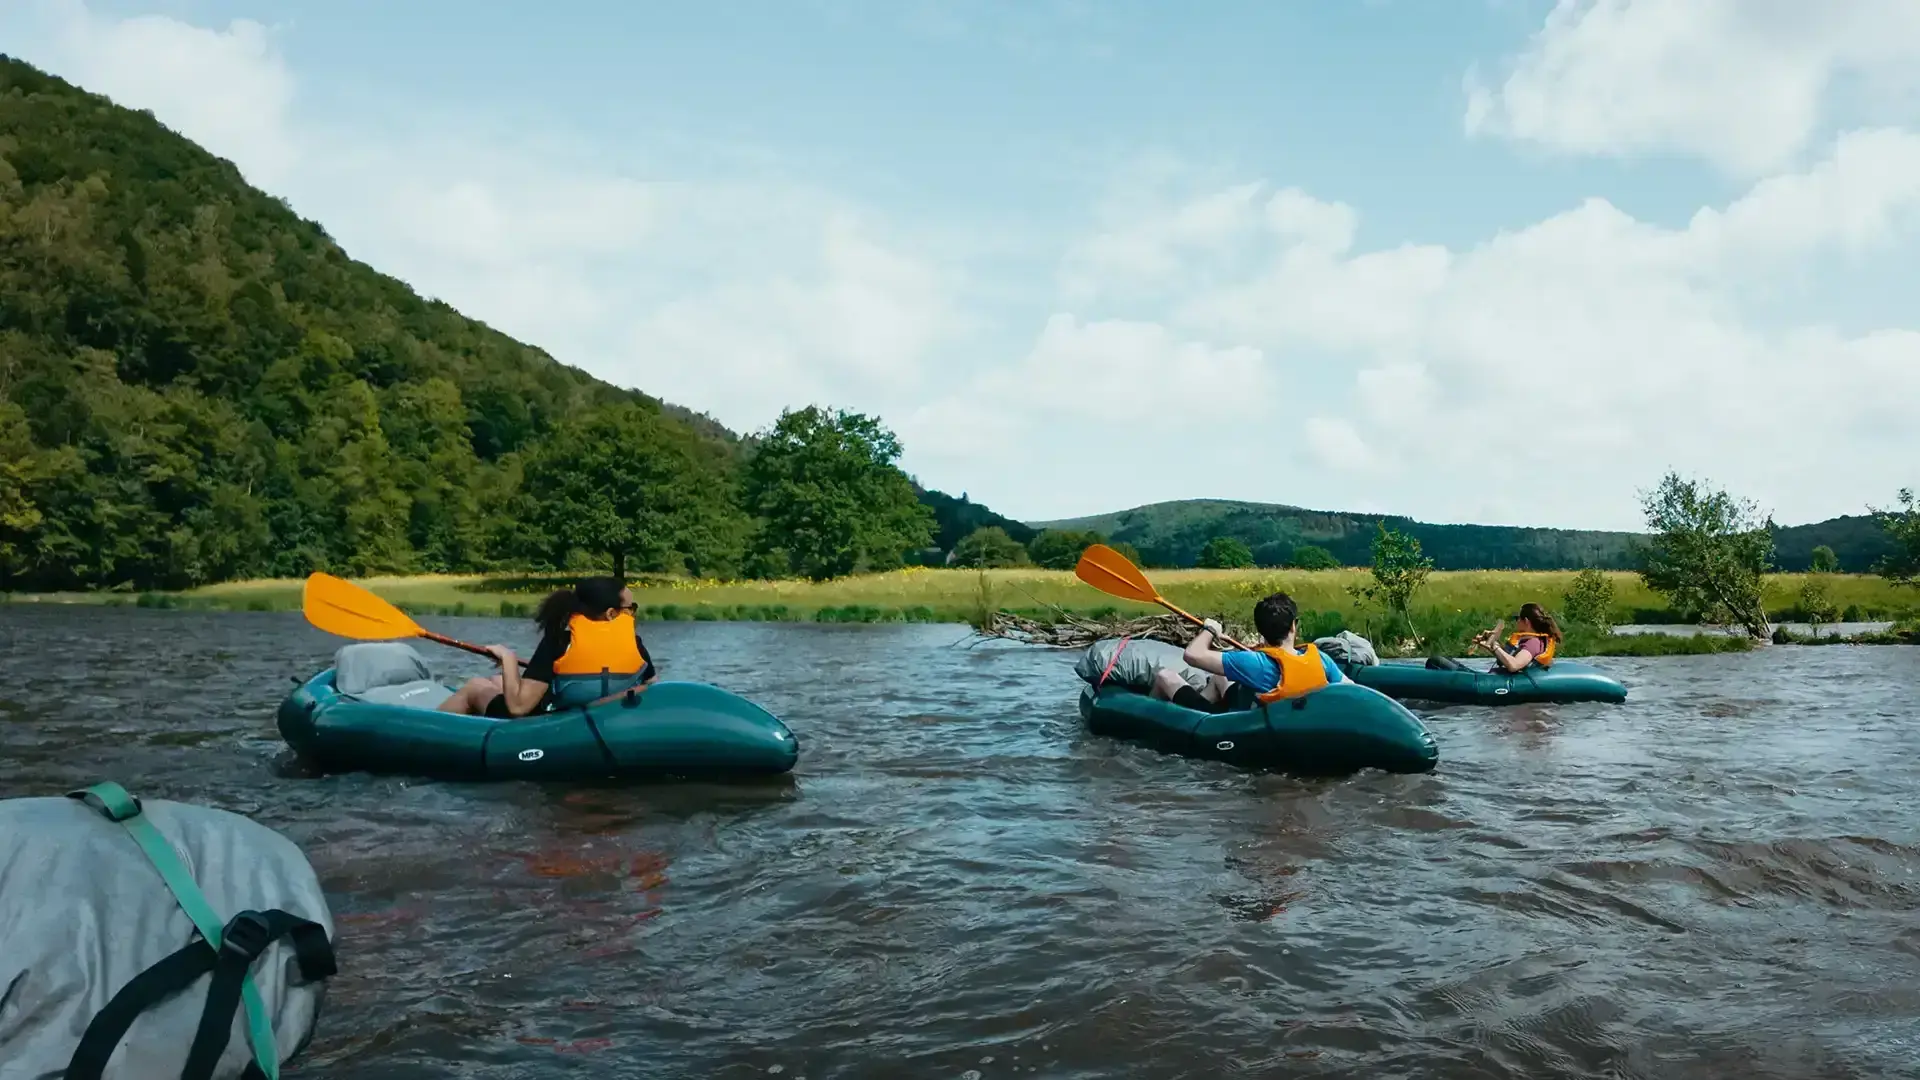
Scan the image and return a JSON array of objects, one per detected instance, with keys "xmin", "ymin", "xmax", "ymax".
[
  {"xmin": 1074, "ymin": 543, "xmax": 1160, "ymax": 604},
  {"xmin": 302, "ymin": 573, "xmax": 425, "ymax": 641}
]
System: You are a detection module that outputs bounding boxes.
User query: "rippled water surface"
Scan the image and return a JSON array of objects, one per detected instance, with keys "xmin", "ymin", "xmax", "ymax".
[{"xmin": 3, "ymin": 608, "xmax": 1917, "ymax": 1079}]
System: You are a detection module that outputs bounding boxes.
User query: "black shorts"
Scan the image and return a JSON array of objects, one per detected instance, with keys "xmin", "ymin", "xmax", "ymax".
[
  {"xmin": 1170, "ymin": 684, "xmax": 1214, "ymax": 712},
  {"xmin": 483, "ymin": 693, "xmax": 513, "ymax": 719},
  {"xmin": 1171, "ymin": 682, "xmax": 1257, "ymax": 713}
]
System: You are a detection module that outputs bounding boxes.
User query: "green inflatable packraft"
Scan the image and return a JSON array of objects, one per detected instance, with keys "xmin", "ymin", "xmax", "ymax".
[
  {"xmin": 1078, "ymin": 682, "xmax": 1439, "ymax": 775},
  {"xmin": 278, "ymin": 643, "xmax": 798, "ymax": 782},
  {"xmin": 1345, "ymin": 658, "xmax": 1629, "ymax": 706}
]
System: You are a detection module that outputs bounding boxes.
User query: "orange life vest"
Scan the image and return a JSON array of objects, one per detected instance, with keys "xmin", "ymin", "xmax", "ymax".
[
  {"xmin": 1252, "ymin": 642, "xmax": 1331, "ymax": 704},
  {"xmin": 1506, "ymin": 631, "xmax": 1556, "ymax": 668},
  {"xmin": 550, "ymin": 612, "xmax": 645, "ymax": 676}
]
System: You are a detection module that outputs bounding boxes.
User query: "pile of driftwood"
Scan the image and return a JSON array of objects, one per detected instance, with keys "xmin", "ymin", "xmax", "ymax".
[{"xmin": 976, "ymin": 610, "xmax": 1255, "ymax": 650}]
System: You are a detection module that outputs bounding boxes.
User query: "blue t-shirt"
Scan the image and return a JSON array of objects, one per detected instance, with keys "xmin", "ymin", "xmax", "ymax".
[{"xmin": 1221, "ymin": 646, "xmax": 1344, "ymax": 695}]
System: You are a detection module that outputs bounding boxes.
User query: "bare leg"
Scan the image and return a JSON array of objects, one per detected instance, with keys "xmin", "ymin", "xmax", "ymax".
[
  {"xmin": 438, "ymin": 674, "xmax": 504, "ymax": 715},
  {"xmin": 1202, "ymin": 674, "xmax": 1231, "ymax": 704},
  {"xmin": 1149, "ymin": 668, "xmax": 1188, "ymax": 701}
]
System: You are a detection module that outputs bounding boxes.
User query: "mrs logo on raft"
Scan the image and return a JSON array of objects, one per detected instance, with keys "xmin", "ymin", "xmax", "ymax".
[{"xmin": 517, "ymin": 748, "xmax": 545, "ymax": 762}]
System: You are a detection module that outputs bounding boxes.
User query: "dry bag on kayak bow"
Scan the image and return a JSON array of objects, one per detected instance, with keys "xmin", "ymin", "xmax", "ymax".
[
  {"xmin": 0, "ymin": 782, "xmax": 337, "ymax": 1080},
  {"xmin": 1073, "ymin": 638, "xmax": 1208, "ymax": 693}
]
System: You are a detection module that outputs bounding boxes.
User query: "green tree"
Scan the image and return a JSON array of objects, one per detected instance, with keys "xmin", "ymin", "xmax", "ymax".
[
  {"xmin": 952, "ymin": 526, "xmax": 1029, "ymax": 568},
  {"xmin": 1808, "ymin": 544, "xmax": 1840, "ymax": 574},
  {"xmin": 1348, "ymin": 523, "xmax": 1433, "ymax": 625},
  {"xmin": 741, "ymin": 406, "xmax": 934, "ymax": 580},
  {"xmin": 1027, "ymin": 528, "xmax": 1105, "ymax": 570},
  {"xmin": 1109, "ymin": 540, "xmax": 1144, "ymax": 566},
  {"xmin": 1798, "ymin": 574, "xmax": 1838, "ymax": 635},
  {"xmin": 520, "ymin": 403, "xmax": 744, "ymax": 581},
  {"xmin": 382, "ymin": 376, "xmax": 485, "ymax": 573},
  {"xmin": 1871, "ymin": 488, "xmax": 1920, "ymax": 587},
  {"xmin": 1635, "ymin": 472, "xmax": 1774, "ymax": 639},
  {"xmin": 0, "ymin": 400, "xmax": 83, "ymax": 584},
  {"xmin": 1561, "ymin": 567, "xmax": 1616, "ymax": 628},
  {"xmin": 1286, "ymin": 544, "xmax": 1339, "ymax": 570},
  {"xmin": 1196, "ymin": 535, "xmax": 1255, "ymax": 569}
]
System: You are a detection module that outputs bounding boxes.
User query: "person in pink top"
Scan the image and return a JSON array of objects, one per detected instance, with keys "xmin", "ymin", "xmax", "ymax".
[
  {"xmin": 1429, "ymin": 602, "xmax": 1563, "ymax": 673},
  {"xmin": 1472, "ymin": 603, "xmax": 1562, "ymax": 672}
]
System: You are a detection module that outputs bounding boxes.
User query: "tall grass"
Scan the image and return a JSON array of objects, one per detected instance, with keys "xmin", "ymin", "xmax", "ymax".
[{"xmin": 7, "ymin": 568, "xmax": 1916, "ymax": 648}]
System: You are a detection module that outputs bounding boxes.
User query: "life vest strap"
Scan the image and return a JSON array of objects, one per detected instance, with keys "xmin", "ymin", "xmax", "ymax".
[{"xmin": 63, "ymin": 782, "xmax": 305, "ymax": 1080}]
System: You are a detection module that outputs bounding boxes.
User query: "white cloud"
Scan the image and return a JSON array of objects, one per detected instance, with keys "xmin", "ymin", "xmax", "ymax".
[
  {"xmin": 1465, "ymin": 0, "xmax": 1920, "ymax": 176},
  {"xmin": 899, "ymin": 314, "xmax": 1276, "ymax": 502},
  {"xmin": 903, "ymin": 111, "xmax": 1920, "ymax": 525},
  {"xmin": 624, "ymin": 214, "xmax": 968, "ymax": 429},
  {"xmin": 1060, "ymin": 180, "xmax": 1265, "ymax": 300}
]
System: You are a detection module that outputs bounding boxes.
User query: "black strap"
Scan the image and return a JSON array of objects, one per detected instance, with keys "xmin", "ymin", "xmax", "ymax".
[{"xmin": 66, "ymin": 909, "xmax": 336, "ymax": 1080}]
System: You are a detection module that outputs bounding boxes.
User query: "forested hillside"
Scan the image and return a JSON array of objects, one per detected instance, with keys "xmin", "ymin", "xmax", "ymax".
[
  {"xmin": 1771, "ymin": 515, "xmax": 1895, "ymax": 573},
  {"xmin": 1036, "ymin": 499, "xmax": 1897, "ymax": 572},
  {"xmin": 0, "ymin": 57, "xmax": 990, "ymax": 590},
  {"xmin": 916, "ymin": 487, "xmax": 1037, "ymax": 554}
]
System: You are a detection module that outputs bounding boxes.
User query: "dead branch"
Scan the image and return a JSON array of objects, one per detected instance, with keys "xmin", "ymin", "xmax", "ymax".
[{"xmin": 967, "ymin": 610, "xmax": 1256, "ymax": 650}]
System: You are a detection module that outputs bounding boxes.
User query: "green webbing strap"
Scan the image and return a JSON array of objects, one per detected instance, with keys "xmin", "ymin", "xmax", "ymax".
[{"xmin": 67, "ymin": 782, "xmax": 281, "ymax": 1080}]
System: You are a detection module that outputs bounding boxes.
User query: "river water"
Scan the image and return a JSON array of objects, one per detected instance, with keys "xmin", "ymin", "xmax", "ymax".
[{"xmin": 2, "ymin": 607, "xmax": 1916, "ymax": 1079}]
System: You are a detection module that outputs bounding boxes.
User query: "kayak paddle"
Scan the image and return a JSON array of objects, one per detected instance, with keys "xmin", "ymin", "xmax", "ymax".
[
  {"xmin": 302, "ymin": 572, "xmax": 524, "ymax": 666},
  {"xmin": 1072, "ymin": 544, "xmax": 1252, "ymax": 651}
]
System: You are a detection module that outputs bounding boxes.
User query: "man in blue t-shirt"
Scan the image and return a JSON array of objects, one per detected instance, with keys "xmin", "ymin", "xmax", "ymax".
[{"xmin": 1148, "ymin": 591, "xmax": 1344, "ymax": 712}]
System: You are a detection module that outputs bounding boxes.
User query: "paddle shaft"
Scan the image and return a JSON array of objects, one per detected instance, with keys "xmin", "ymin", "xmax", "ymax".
[
  {"xmin": 418, "ymin": 630, "xmax": 530, "ymax": 670},
  {"xmin": 1152, "ymin": 596, "xmax": 1254, "ymax": 653}
]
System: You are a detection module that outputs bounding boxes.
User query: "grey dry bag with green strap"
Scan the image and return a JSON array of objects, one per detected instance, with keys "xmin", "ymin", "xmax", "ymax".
[{"xmin": 0, "ymin": 783, "xmax": 337, "ymax": 1080}]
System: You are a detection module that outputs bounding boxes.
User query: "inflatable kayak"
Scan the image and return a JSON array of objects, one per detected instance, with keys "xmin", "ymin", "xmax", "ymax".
[
  {"xmin": 1343, "ymin": 658, "xmax": 1628, "ymax": 706},
  {"xmin": 278, "ymin": 643, "xmax": 798, "ymax": 782},
  {"xmin": 1078, "ymin": 683, "xmax": 1438, "ymax": 775}
]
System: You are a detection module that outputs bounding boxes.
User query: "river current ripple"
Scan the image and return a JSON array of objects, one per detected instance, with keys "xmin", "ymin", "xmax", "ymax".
[{"xmin": 2, "ymin": 608, "xmax": 1916, "ymax": 1079}]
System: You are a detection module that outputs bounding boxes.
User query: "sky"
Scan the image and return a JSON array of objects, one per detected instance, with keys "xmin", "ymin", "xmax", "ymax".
[{"xmin": 5, "ymin": 0, "xmax": 1920, "ymax": 531}]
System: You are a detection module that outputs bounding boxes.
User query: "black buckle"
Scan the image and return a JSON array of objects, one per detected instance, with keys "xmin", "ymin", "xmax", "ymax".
[{"xmin": 220, "ymin": 910, "xmax": 273, "ymax": 961}]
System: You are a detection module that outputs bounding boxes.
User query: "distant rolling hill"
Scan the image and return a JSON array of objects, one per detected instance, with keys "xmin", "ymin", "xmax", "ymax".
[
  {"xmin": 1029, "ymin": 499, "xmax": 1895, "ymax": 573},
  {"xmin": 916, "ymin": 486, "xmax": 1037, "ymax": 553}
]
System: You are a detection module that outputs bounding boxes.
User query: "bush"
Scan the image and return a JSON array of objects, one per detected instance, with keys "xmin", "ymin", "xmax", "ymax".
[
  {"xmin": 1287, "ymin": 544, "xmax": 1340, "ymax": 570},
  {"xmin": 1027, "ymin": 528, "xmax": 1105, "ymax": 570},
  {"xmin": 1797, "ymin": 575, "xmax": 1839, "ymax": 629},
  {"xmin": 1197, "ymin": 536, "xmax": 1255, "ymax": 569},
  {"xmin": 1561, "ymin": 567, "xmax": 1616, "ymax": 628},
  {"xmin": 951, "ymin": 526, "xmax": 1029, "ymax": 568},
  {"xmin": 1348, "ymin": 524, "xmax": 1432, "ymax": 628},
  {"xmin": 1809, "ymin": 545, "xmax": 1839, "ymax": 574}
]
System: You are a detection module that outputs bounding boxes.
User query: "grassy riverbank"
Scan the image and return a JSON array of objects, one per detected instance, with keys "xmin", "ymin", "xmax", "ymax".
[{"xmin": 7, "ymin": 568, "xmax": 1915, "ymax": 657}]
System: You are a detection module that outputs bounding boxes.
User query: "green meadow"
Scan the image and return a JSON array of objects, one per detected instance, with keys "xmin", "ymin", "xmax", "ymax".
[{"xmin": 8, "ymin": 567, "xmax": 1914, "ymax": 657}]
